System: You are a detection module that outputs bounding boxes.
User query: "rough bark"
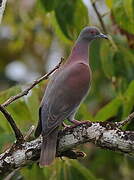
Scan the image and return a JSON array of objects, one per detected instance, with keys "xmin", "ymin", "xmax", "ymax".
[{"xmin": 0, "ymin": 121, "xmax": 134, "ymax": 178}]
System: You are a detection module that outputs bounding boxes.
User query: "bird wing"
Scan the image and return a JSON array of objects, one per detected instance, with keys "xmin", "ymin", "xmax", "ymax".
[{"xmin": 40, "ymin": 89, "xmax": 77, "ymax": 137}]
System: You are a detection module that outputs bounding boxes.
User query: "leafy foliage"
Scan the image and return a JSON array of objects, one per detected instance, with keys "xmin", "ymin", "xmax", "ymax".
[
  {"xmin": 100, "ymin": 41, "xmax": 115, "ymax": 78},
  {"xmin": 111, "ymin": 0, "xmax": 134, "ymax": 34},
  {"xmin": 40, "ymin": 0, "xmax": 61, "ymax": 11},
  {"xmin": 55, "ymin": 0, "xmax": 89, "ymax": 40}
]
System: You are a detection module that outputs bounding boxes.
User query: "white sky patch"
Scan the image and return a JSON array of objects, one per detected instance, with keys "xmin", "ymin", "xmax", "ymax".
[
  {"xmin": 45, "ymin": 38, "xmax": 64, "ymax": 73},
  {"xmin": 5, "ymin": 61, "xmax": 39, "ymax": 82},
  {"xmin": 6, "ymin": 61, "xmax": 28, "ymax": 81}
]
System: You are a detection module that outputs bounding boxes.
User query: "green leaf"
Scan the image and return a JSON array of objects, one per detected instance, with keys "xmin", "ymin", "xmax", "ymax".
[
  {"xmin": 51, "ymin": 12, "xmax": 72, "ymax": 44},
  {"xmin": 21, "ymin": 164, "xmax": 45, "ymax": 179},
  {"xmin": 113, "ymin": 51, "xmax": 133, "ymax": 81},
  {"xmin": 123, "ymin": 0, "xmax": 134, "ymax": 19},
  {"xmin": 55, "ymin": 0, "xmax": 89, "ymax": 40},
  {"xmin": 119, "ymin": 46, "xmax": 134, "ymax": 64},
  {"xmin": 39, "ymin": 159, "xmax": 99, "ymax": 180},
  {"xmin": 90, "ymin": 40, "xmax": 101, "ymax": 71},
  {"xmin": 7, "ymin": 99, "xmax": 33, "ymax": 128},
  {"xmin": 0, "ymin": 85, "xmax": 21, "ymax": 105},
  {"xmin": 112, "ymin": 0, "xmax": 134, "ymax": 34},
  {"xmin": 70, "ymin": 160, "xmax": 99, "ymax": 180},
  {"xmin": 105, "ymin": 0, "xmax": 113, "ymax": 8},
  {"xmin": 100, "ymin": 41, "xmax": 115, "ymax": 78},
  {"xmin": 122, "ymin": 80, "xmax": 134, "ymax": 118},
  {"xmin": 77, "ymin": 103, "xmax": 94, "ymax": 122},
  {"xmin": 0, "ymin": 133, "xmax": 14, "ymax": 151},
  {"xmin": 95, "ymin": 97, "xmax": 122, "ymax": 121},
  {"xmin": 40, "ymin": 0, "xmax": 61, "ymax": 11},
  {"xmin": 0, "ymin": 85, "xmax": 35, "ymax": 132},
  {"xmin": 0, "ymin": 86, "xmax": 22, "ymax": 132},
  {"xmin": 111, "ymin": 41, "xmax": 134, "ymax": 82}
]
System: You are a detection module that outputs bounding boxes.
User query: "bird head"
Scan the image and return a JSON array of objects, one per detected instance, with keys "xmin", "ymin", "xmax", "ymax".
[{"xmin": 78, "ymin": 26, "xmax": 108, "ymax": 42}]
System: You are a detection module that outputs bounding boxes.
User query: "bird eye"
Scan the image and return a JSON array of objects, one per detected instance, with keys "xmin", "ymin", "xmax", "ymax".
[{"xmin": 90, "ymin": 30, "xmax": 95, "ymax": 35}]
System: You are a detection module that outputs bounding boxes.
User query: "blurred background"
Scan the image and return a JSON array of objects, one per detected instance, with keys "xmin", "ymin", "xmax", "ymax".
[{"xmin": 0, "ymin": 0, "xmax": 134, "ymax": 179}]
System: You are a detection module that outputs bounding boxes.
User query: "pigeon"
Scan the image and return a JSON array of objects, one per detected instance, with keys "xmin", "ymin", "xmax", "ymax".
[{"xmin": 35, "ymin": 26, "xmax": 108, "ymax": 166}]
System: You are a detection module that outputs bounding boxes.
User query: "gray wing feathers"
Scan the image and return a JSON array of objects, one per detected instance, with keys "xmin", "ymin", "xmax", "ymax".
[{"xmin": 40, "ymin": 99, "xmax": 76, "ymax": 137}]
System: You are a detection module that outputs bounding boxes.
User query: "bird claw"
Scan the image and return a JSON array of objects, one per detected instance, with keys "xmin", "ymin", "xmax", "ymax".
[
  {"xmin": 62, "ymin": 122, "xmax": 71, "ymax": 130},
  {"xmin": 69, "ymin": 119, "xmax": 88, "ymax": 125},
  {"xmin": 62, "ymin": 120, "xmax": 89, "ymax": 131}
]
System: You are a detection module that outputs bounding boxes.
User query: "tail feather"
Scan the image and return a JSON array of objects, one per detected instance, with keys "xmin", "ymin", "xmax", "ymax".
[{"xmin": 39, "ymin": 127, "xmax": 58, "ymax": 167}]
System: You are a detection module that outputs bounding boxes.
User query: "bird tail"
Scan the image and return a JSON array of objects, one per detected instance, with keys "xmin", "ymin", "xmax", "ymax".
[{"xmin": 39, "ymin": 127, "xmax": 58, "ymax": 167}]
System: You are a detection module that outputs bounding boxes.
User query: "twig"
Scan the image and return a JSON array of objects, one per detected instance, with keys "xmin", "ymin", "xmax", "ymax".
[
  {"xmin": 24, "ymin": 125, "xmax": 35, "ymax": 141},
  {"xmin": 1, "ymin": 58, "xmax": 64, "ymax": 107},
  {"xmin": 116, "ymin": 112, "xmax": 134, "ymax": 128},
  {"xmin": 0, "ymin": 105, "xmax": 24, "ymax": 142},
  {"xmin": 4, "ymin": 168, "xmax": 20, "ymax": 180},
  {"xmin": 91, "ymin": 1, "xmax": 107, "ymax": 34},
  {"xmin": 101, "ymin": 11, "xmax": 110, "ymax": 18},
  {"xmin": 91, "ymin": 1, "xmax": 118, "ymax": 51}
]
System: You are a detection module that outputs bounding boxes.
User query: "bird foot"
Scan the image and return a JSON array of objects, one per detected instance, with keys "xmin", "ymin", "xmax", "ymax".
[
  {"xmin": 62, "ymin": 120, "xmax": 88, "ymax": 131},
  {"xmin": 62, "ymin": 122, "xmax": 71, "ymax": 130},
  {"xmin": 69, "ymin": 119, "xmax": 88, "ymax": 125}
]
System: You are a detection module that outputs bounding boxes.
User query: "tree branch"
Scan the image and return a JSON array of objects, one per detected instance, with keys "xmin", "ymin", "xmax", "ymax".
[
  {"xmin": 116, "ymin": 111, "xmax": 134, "ymax": 128},
  {"xmin": 24, "ymin": 125, "xmax": 35, "ymax": 141},
  {"xmin": 1, "ymin": 58, "xmax": 64, "ymax": 108},
  {"xmin": 91, "ymin": 0, "xmax": 118, "ymax": 50},
  {"xmin": 0, "ymin": 105, "xmax": 24, "ymax": 142},
  {"xmin": 1, "ymin": 121, "xmax": 134, "ymax": 177},
  {"xmin": 91, "ymin": 0, "xmax": 107, "ymax": 34}
]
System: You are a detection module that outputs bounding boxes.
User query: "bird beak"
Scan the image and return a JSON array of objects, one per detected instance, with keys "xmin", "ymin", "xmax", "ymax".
[{"xmin": 98, "ymin": 33, "xmax": 108, "ymax": 39}]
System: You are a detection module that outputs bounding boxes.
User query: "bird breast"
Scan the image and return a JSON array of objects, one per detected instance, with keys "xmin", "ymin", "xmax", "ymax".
[
  {"xmin": 62, "ymin": 62, "xmax": 91, "ymax": 102},
  {"xmin": 67, "ymin": 62, "xmax": 91, "ymax": 89}
]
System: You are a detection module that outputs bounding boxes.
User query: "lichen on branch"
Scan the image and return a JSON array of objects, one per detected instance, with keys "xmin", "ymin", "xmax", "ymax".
[{"xmin": 1, "ymin": 121, "xmax": 134, "ymax": 178}]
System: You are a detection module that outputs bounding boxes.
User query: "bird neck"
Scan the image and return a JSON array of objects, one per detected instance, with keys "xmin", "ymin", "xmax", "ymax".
[{"xmin": 67, "ymin": 39, "xmax": 90, "ymax": 64}]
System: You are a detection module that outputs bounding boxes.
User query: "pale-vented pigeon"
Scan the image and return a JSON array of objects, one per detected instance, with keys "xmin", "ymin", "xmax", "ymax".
[{"xmin": 35, "ymin": 26, "xmax": 108, "ymax": 166}]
